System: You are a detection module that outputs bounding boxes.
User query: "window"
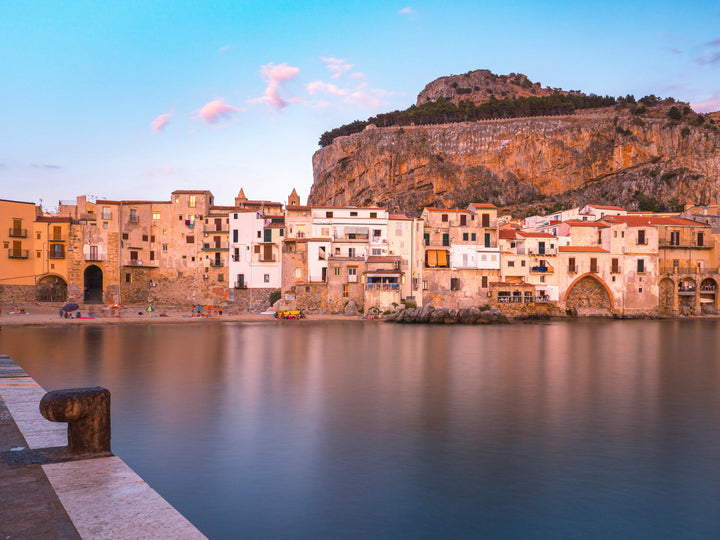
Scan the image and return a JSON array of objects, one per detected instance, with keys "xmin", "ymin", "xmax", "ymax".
[
  {"xmin": 484, "ymin": 233, "xmax": 491, "ymax": 247},
  {"xmin": 611, "ymin": 258, "xmax": 619, "ymax": 273},
  {"xmin": 370, "ymin": 212, "xmax": 377, "ymax": 219},
  {"xmin": 295, "ymin": 268, "xmax": 302, "ymax": 278},
  {"xmin": 125, "ymin": 273, "xmax": 131, "ymax": 283},
  {"xmin": 460, "ymin": 215, "xmax": 467, "ymax": 226},
  {"xmin": 189, "ymin": 195, "xmax": 196, "ymax": 208},
  {"xmin": 343, "ymin": 284, "xmax": 349, "ymax": 298},
  {"xmin": 670, "ymin": 231, "xmax": 680, "ymax": 245},
  {"xmin": 348, "ymin": 267, "xmax": 357, "ymax": 282},
  {"xmin": 482, "ymin": 214, "xmax": 490, "ymax": 227},
  {"xmin": 637, "ymin": 259, "xmax": 645, "ymax": 273},
  {"xmin": 152, "ymin": 212, "xmax": 160, "ymax": 220},
  {"xmin": 471, "ymin": 233, "xmax": 476, "ymax": 241},
  {"xmin": 150, "ymin": 235, "xmax": 155, "ymax": 243},
  {"xmin": 521, "ymin": 260, "xmax": 526, "ymax": 267},
  {"xmin": 264, "ymin": 274, "xmax": 270, "ymax": 283},
  {"xmin": 697, "ymin": 232, "xmax": 704, "ymax": 247},
  {"xmin": 350, "ymin": 211, "xmax": 358, "ymax": 216},
  {"xmin": 129, "ymin": 209, "xmax": 138, "ymax": 222},
  {"xmin": 508, "ymin": 260, "xmax": 515, "ymax": 267},
  {"xmin": 130, "ymin": 250, "xmax": 138, "ymax": 261},
  {"xmin": 481, "ymin": 276, "xmax": 488, "ymax": 288},
  {"xmin": 424, "ymin": 233, "xmax": 430, "ymax": 246},
  {"xmin": 442, "ymin": 214, "xmax": 448, "ymax": 222},
  {"xmin": 334, "ymin": 267, "xmax": 341, "ymax": 276},
  {"xmin": 442, "ymin": 233, "xmax": 450, "ymax": 246},
  {"xmin": 463, "ymin": 232, "xmax": 469, "ymax": 241},
  {"xmin": 450, "ymin": 278, "xmax": 460, "ymax": 291},
  {"xmin": 186, "ymin": 235, "xmax": 194, "ymax": 243},
  {"xmin": 122, "ymin": 233, "xmax": 128, "ymax": 240},
  {"xmin": 150, "ymin": 251, "xmax": 155, "ymax": 261},
  {"xmin": 218, "ymin": 274, "xmax": 224, "ymax": 282},
  {"xmin": 162, "ymin": 244, "xmax": 168, "ymax": 252},
  {"xmin": 422, "ymin": 281, "xmax": 428, "ymax": 290},
  {"xmin": 36, "ymin": 231, "xmax": 41, "ymax": 240},
  {"xmin": 257, "ymin": 231, "xmax": 261, "ymax": 238},
  {"xmin": 254, "ymin": 245, "xmax": 261, "ymax": 254},
  {"xmin": 598, "ymin": 231, "xmax": 602, "ymax": 245},
  {"xmin": 568, "ymin": 257, "xmax": 576, "ymax": 273},
  {"xmin": 102, "ymin": 207, "xmax": 112, "ymax": 220},
  {"xmin": 590, "ymin": 258, "xmax": 598, "ymax": 273},
  {"xmin": 264, "ymin": 229, "xmax": 272, "ymax": 242},
  {"xmin": 233, "ymin": 230, "xmax": 238, "ymax": 242},
  {"xmin": 103, "ymin": 222, "xmax": 108, "ymax": 229},
  {"xmin": 540, "ymin": 275, "xmax": 545, "ymax": 283},
  {"xmin": 280, "ymin": 229, "xmax": 284, "ymax": 237},
  {"xmin": 637, "ymin": 229, "xmax": 646, "ymax": 245},
  {"xmin": 348, "ymin": 248, "xmax": 356, "ymax": 257},
  {"xmin": 372, "ymin": 249, "xmax": 381, "ymax": 256},
  {"xmin": 142, "ymin": 235, "xmax": 148, "ymax": 242},
  {"xmin": 326, "ymin": 211, "xmax": 333, "ymax": 218}
]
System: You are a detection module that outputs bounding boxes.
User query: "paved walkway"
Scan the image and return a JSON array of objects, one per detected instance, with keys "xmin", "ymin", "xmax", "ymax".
[
  {"xmin": 0, "ymin": 354, "xmax": 206, "ymax": 539},
  {"xmin": 0, "ymin": 355, "xmax": 81, "ymax": 539}
]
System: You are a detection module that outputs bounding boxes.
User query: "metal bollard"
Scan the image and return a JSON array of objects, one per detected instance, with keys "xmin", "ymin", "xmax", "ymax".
[{"xmin": 40, "ymin": 387, "xmax": 111, "ymax": 455}]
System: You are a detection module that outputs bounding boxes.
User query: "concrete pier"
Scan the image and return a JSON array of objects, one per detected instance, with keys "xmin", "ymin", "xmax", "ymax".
[{"xmin": 0, "ymin": 355, "xmax": 207, "ymax": 539}]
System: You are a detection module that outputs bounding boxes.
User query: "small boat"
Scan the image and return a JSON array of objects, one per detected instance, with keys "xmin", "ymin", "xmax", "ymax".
[{"xmin": 274, "ymin": 310, "xmax": 304, "ymax": 320}]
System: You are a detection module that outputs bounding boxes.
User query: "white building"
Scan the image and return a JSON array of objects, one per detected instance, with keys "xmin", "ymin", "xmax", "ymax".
[{"xmin": 229, "ymin": 209, "xmax": 283, "ymax": 289}]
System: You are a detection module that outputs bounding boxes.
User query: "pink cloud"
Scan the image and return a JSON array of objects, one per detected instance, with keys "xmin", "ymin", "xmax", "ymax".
[
  {"xmin": 398, "ymin": 7, "xmax": 416, "ymax": 15},
  {"xmin": 691, "ymin": 95, "xmax": 720, "ymax": 113},
  {"xmin": 348, "ymin": 72, "xmax": 366, "ymax": 79},
  {"xmin": 148, "ymin": 167, "xmax": 175, "ymax": 176},
  {"xmin": 306, "ymin": 80, "xmax": 348, "ymax": 97},
  {"xmin": 150, "ymin": 111, "xmax": 173, "ymax": 133},
  {"xmin": 249, "ymin": 62, "xmax": 300, "ymax": 110},
  {"xmin": 321, "ymin": 57, "xmax": 353, "ymax": 79},
  {"xmin": 195, "ymin": 100, "xmax": 240, "ymax": 124}
]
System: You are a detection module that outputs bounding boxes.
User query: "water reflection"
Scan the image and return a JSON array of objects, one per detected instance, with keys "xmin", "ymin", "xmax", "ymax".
[{"xmin": 2, "ymin": 320, "xmax": 720, "ymax": 539}]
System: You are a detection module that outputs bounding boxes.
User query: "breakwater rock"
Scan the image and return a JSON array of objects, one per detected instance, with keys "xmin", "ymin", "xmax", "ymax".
[{"xmin": 384, "ymin": 305, "xmax": 510, "ymax": 324}]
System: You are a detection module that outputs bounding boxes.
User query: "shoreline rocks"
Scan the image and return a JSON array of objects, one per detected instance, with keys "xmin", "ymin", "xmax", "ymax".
[{"xmin": 385, "ymin": 306, "xmax": 510, "ymax": 325}]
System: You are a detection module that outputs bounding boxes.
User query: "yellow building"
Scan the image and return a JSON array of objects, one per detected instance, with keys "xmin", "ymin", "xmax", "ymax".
[{"xmin": 0, "ymin": 199, "xmax": 39, "ymax": 301}]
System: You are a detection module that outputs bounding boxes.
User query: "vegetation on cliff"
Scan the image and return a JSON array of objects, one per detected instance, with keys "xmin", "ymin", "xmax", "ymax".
[{"xmin": 319, "ymin": 93, "xmax": 617, "ymax": 147}]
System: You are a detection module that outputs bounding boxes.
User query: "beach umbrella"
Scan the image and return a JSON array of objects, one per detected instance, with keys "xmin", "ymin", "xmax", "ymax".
[
  {"xmin": 61, "ymin": 302, "xmax": 79, "ymax": 312},
  {"xmin": 109, "ymin": 303, "xmax": 123, "ymax": 308},
  {"xmin": 146, "ymin": 305, "xmax": 155, "ymax": 312}
]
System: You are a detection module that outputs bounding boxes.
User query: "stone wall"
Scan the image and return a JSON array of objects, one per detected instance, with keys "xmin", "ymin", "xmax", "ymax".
[
  {"xmin": 495, "ymin": 301, "xmax": 562, "ymax": 318},
  {"xmin": 228, "ymin": 288, "xmax": 275, "ymax": 312},
  {"xmin": 0, "ymin": 285, "xmax": 37, "ymax": 304},
  {"xmin": 565, "ymin": 275, "xmax": 612, "ymax": 315}
]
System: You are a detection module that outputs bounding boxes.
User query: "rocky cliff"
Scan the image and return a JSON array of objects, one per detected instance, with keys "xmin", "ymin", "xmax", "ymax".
[{"xmin": 309, "ymin": 109, "xmax": 720, "ymax": 216}]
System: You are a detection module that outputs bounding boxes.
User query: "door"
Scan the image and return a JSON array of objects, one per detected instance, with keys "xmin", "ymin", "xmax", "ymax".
[{"xmin": 538, "ymin": 241, "xmax": 546, "ymax": 255}]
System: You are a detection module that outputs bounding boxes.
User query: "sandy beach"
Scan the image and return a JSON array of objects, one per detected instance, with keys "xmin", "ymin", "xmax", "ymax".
[{"xmin": 0, "ymin": 301, "xmax": 360, "ymax": 327}]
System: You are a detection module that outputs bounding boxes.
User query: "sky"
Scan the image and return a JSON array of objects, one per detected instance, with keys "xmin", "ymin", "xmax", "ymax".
[{"xmin": 2, "ymin": 1, "xmax": 719, "ymax": 211}]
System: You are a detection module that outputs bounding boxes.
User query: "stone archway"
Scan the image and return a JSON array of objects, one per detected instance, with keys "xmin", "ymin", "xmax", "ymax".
[
  {"xmin": 565, "ymin": 274, "xmax": 612, "ymax": 315},
  {"xmin": 37, "ymin": 275, "xmax": 67, "ymax": 302},
  {"xmin": 677, "ymin": 277, "xmax": 696, "ymax": 315},
  {"xmin": 84, "ymin": 265, "xmax": 103, "ymax": 304},
  {"xmin": 699, "ymin": 277, "xmax": 717, "ymax": 314},
  {"xmin": 659, "ymin": 278, "xmax": 675, "ymax": 314}
]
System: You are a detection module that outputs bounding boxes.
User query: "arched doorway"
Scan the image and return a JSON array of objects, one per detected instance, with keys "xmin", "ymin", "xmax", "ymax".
[
  {"xmin": 677, "ymin": 277, "xmax": 696, "ymax": 315},
  {"xmin": 658, "ymin": 278, "xmax": 675, "ymax": 314},
  {"xmin": 565, "ymin": 274, "xmax": 612, "ymax": 315},
  {"xmin": 37, "ymin": 275, "xmax": 67, "ymax": 302},
  {"xmin": 699, "ymin": 278, "xmax": 717, "ymax": 314},
  {"xmin": 84, "ymin": 265, "xmax": 103, "ymax": 303}
]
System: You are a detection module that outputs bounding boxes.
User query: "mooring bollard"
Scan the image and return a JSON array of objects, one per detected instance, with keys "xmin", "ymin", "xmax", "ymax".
[{"xmin": 40, "ymin": 387, "xmax": 111, "ymax": 455}]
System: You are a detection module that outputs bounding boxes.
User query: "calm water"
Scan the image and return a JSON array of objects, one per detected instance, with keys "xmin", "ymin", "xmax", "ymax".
[{"xmin": 2, "ymin": 320, "xmax": 720, "ymax": 539}]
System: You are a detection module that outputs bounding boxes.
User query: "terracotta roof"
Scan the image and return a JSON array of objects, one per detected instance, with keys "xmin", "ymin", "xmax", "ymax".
[
  {"xmin": 424, "ymin": 207, "xmax": 472, "ymax": 213},
  {"xmin": 96, "ymin": 200, "xmax": 170, "ymax": 205},
  {"xmin": 603, "ymin": 216, "xmax": 706, "ymax": 227},
  {"xmin": 171, "ymin": 190, "xmax": 213, "ymax": 195},
  {"xmin": 265, "ymin": 223, "xmax": 285, "ymax": 228},
  {"xmin": 367, "ymin": 256, "xmax": 401, "ymax": 263},
  {"xmin": 499, "ymin": 230, "xmax": 517, "ymax": 239},
  {"xmin": 565, "ymin": 220, "xmax": 610, "ymax": 228},
  {"xmin": 389, "ymin": 213, "xmax": 410, "ymax": 220},
  {"xmin": 469, "ymin": 203, "xmax": 497, "ymax": 209},
  {"xmin": 242, "ymin": 200, "xmax": 283, "ymax": 206},
  {"xmin": 516, "ymin": 231, "xmax": 557, "ymax": 238},
  {"xmin": 559, "ymin": 246, "xmax": 609, "ymax": 253},
  {"xmin": 587, "ymin": 205, "xmax": 625, "ymax": 211},
  {"xmin": 312, "ymin": 206, "xmax": 385, "ymax": 211},
  {"xmin": 286, "ymin": 205, "xmax": 311, "ymax": 211},
  {"xmin": 36, "ymin": 216, "xmax": 72, "ymax": 223}
]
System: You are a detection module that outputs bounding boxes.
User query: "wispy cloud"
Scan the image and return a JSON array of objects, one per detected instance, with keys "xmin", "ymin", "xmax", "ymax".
[
  {"xmin": 694, "ymin": 52, "xmax": 720, "ymax": 65},
  {"xmin": 194, "ymin": 100, "xmax": 241, "ymax": 124},
  {"xmin": 321, "ymin": 57, "xmax": 353, "ymax": 79},
  {"xmin": 148, "ymin": 167, "xmax": 175, "ymax": 176},
  {"xmin": 306, "ymin": 80, "xmax": 349, "ymax": 97},
  {"xmin": 691, "ymin": 93, "xmax": 720, "ymax": 113},
  {"xmin": 707, "ymin": 37, "xmax": 720, "ymax": 46},
  {"xmin": 398, "ymin": 7, "xmax": 415, "ymax": 15},
  {"xmin": 219, "ymin": 44, "xmax": 231, "ymax": 52},
  {"xmin": 150, "ymin": 111, "xmax": 173, "ymax": 133},
  {"xmin": 32, "ymin": 163, "xmax": 62, "ymax": 170},
  {"xmin": 349, "ymin": 72, "xmax": 366, "ymax": 80},
  {"xmin": 249, "ymin": 62, "xmax": 300, "ymax": 110}
]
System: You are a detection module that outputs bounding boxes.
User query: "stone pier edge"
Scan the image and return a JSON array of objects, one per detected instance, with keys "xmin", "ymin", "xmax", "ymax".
[{"xmin": 0, "ymin": 355, "xmax": 207, "ymax": 540}]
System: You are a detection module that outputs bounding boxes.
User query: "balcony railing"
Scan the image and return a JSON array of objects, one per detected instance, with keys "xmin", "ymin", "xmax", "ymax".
[
  {"xmin": 259, "ymin": 256, "xmax": 277, "ymax": 263},
  {"xmin": 209, "ymin": 260, "xmax": 224, "ymax": 267},
  {"xmin": 530, "ymin": 265, "xmax": 554, "ymax": 273},
  {"xmin": 49, "ymin": 250, "xmax": 66, "ymax": 259},
  {"xmin": 86, "ymin": 254, "xmax": 105, "ymax": 262},
  {"xmin": 204, "ymin": 227, "xmax": 229, "ymax": 233},
  {"xmin": 659, "ymin": 239, "xmax": 710, "ymax": 249},
  {"xmin": 7, "ymin": 249, "xmax": 29, "ymax": 259},
  {"xmin": 366, "ymin": 283, "xmax": 399, "ymax": 290},
  {"xmin": 8, "ymin": 228, "xmax": 27, "ymax": 238},
  {"xmin": 660, "ymin": 266, "xmax": 716, "ymax": 275},
  {"xmin": 202, "ymin": 244, "xmax": 229, "ymax": 251},
  {"xmin": 50, "ymin": 236, "xmax": 66, "ymax": 242},
  {"xmin": 126, "ymin": 259, "xmax": 144, "ymax": 266}
]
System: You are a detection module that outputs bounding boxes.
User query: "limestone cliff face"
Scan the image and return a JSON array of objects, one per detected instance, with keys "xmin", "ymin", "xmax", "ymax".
[{"xmin": 309, "ymin": 113, "xmax": 720, "ymax": 216}]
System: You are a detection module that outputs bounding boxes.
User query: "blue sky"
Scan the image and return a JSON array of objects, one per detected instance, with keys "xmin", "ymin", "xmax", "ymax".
[{"xmin": 2, "ymin": 1, "xmax": 719, "ymax": 210}]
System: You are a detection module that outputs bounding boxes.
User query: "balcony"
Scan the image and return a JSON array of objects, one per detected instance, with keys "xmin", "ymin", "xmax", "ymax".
[
  {"xmin": 659, "ymin": 239, "xmax": 711, "ymax": 249},
  {"xmin": 258, "ymin": 256, "xmax": 277, "ymax": 263},
  {"xmin": 209, "ymin": 259, "xmax": 225, "ymax": 267},
  {"xmin": 530, "ymin": 265, "xmax": 554, "ymax": 274},
  {"xmin": 7, "ymin": 249, "xmax": 29, "ymax": 259},
  {"xmin": 202, "ymin": 243, "xmax": 229, "ymax": 251},
  {"xmin": 86, "ymin": 254, "xmax": 105, "ymax": 262},
  {"xmin": 334, "ymin": 233, "xmax": 369, "ymax": 242},
  {"xmin": 204, "ymin": 227, "xmax": 229, "ymax": 233},
  {"xmin": 660, "ymin": 266, "xmax": 716, "ymax": 275},
  {"xmin": 49, "ymin": 235, "xmax": 66, "ymax": 242},
  {"xmin": 365, "ymin": 283, "xmax": 400, "ymax": 290},
  {"xmin": 8, "ymin": 228, "xmax": 27, "ymax": 238}
]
